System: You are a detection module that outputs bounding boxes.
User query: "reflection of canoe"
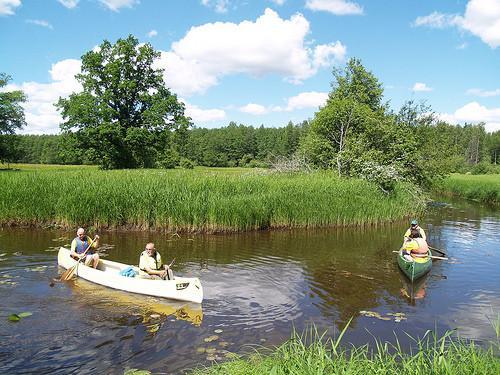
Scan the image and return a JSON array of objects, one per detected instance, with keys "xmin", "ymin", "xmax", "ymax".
[
  {"xmin": 399, "ymin": 270, "xmax": 428, "ymax": 304},
  {"xmin": 58, "ymin": 247, "xmax": 203, "ymax": 303},
  {"xmin": 397, "ymin": 249, "xmax": 432, "ymax": 282},
  {"xmin": 72, "ymin": 279, "xmax": 203, "ymax": 326}
]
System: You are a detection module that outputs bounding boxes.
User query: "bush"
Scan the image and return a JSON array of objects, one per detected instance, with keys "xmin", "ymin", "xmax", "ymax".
[
  {"xmin": 180, "ymin": 158, "xmax": 195, "ymax": 169},
  {"xmin": 354, "ymin": 160, "xmax": 401, "ymax": 194},
  {"xmin": 156, "ymin": 149, "xmax": 179, "ymax": 169}
]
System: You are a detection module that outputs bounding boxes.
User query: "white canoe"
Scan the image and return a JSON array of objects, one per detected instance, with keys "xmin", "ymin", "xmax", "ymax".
[{"xmin": 57, "ymin": 247, "xmax": 203, "ymax": 304}]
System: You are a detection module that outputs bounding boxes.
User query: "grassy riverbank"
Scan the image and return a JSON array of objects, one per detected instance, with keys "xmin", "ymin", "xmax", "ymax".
[
  {"xmin": 434, "ymin": 174, "xmax": 500, "ymax": 205},
  {"xmin": 0, "ymin": 165, "xmax": 424, "ymax": 232},
  {"xmin": 192, "ymin": 327, "xmax": 500, "ymax": 375}
]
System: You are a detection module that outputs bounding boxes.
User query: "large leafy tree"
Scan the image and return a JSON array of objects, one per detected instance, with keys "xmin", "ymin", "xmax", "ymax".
[
  {"xmin": 56, "ymin": 35, "xmax": 189, "ymax": 169},
  {"xmin": 302, "ymin": 58, "xmax": 386, "ymax": 176},
  {"xmin": 0, "ymin": 73, "xmax": 26, "ymax": 164},
  {"xmin": 301, "ymin": 58, "xmax": 440, "ymax": 191}
]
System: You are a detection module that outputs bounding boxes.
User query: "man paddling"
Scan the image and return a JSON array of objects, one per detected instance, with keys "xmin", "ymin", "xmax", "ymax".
[
  {"xmin": 404, "ymin": 219, "xmax": 426, "ymax": 241},
  {"xmin": 70, "ymin": 227, "xmax": 100, "ymax": 268},
  {"xmin": 139, "ymin": 242, "xmax": 173, "ymax": 280}
]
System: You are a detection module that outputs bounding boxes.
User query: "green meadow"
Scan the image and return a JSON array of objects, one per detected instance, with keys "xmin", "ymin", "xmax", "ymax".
[
  {"xmin": 0, "ymin": 164, "xmax": 423, "ymax": 232},
  {"xmin": 434, "ymin": 174, "xmax": 500, "ymax": 205}
]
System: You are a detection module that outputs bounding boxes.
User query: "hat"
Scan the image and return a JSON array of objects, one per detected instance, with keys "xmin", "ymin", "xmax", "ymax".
[{"xmin": 411, "ymin": 219, "xmax": 418, "ymax": 225}]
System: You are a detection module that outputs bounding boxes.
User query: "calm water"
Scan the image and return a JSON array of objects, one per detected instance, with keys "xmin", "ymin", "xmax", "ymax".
[{"xmin": 0, "ymin": 197, "xmax": 499, "ymax": 374}]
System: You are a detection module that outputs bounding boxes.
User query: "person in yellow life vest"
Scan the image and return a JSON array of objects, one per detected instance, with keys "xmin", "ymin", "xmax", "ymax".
[
  {"xmin": 402, "ymin": 228, "xmax": 429, "ymax": 259},
  {"xmin": 70, "ymin": 227, "xmax": 100, "ymax": 268},
  {"xmin": 139, "ymin": 242, "xmax": 173, "ymax": 280},
  {"xmin": 404, "ymin": 219, "xmax": 426, "ymax": 241}
]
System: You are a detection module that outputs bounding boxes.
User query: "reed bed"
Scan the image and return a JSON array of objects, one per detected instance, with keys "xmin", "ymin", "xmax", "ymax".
[
  {"xmin": 191, "ymin": 324, "xmax": 500, "ymax": 375},
  {"xmin": 0, "ymin": 168, "xmax": 423, "ymax": 232},
  {"xmin": 434, "ymin": 174, "xmax": 500, "ymax": 205}
]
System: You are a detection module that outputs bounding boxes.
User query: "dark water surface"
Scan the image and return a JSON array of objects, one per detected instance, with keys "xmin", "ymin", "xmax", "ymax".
[{"xmin": 0, "ymin": 197, "xmax": 498, "ymax": 374}]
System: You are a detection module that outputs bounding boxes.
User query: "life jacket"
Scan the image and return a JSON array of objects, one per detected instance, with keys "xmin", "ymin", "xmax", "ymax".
[{"xmin": 74, "ymin": 236, "xmax": 93, "ymax": 254}]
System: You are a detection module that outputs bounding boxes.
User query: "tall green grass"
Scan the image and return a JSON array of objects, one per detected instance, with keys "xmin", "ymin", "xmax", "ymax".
[
  {"xmin": 191, "ymin": 324, "xmax": 500, "ymax": 375},
  {"xmin": 0, "ymin": 167, "xmax": 423, "ymax": 232},
  {"xmin": 434, "ymin": 174, "xmax": 500, "ymax": 205}
]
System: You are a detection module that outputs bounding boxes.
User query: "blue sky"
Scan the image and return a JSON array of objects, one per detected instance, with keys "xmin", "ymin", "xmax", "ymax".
[{"xmin": 1, "ymin": 0, "xmax": 499, "ymax": 134}]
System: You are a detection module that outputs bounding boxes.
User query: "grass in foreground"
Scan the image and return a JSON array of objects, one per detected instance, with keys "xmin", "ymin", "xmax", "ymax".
[
  {"xmin": 434, "ymin": 174, "xmax": 500, "ymax": 205},
  {"xmin": 191, "ymin": 324, "xmax": 500, "ymax": 375},
  {"xmin": 0, "ymin": 166, "xmax": 423, "ymax": 232}
]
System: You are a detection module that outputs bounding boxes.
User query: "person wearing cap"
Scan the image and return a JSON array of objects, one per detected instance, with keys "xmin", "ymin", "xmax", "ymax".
[{"xmin": 404, "ymin": 219, "xmax": 426, "ymax": 241}]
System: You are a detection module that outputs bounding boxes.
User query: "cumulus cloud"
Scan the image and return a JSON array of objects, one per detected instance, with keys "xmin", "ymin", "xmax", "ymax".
[
  {"xmin": 26, "ymin": 19, "xmax": 53, "ymax": 29},
  {"xmin": 241, "ymin": 92, "xmax": 328, "ymax": 115},
  {"xmin": 467, "ymin": 88, "xmax": 500, "ymax": 97},
  {"xmin": 414, "ymin": 0, "xmax": 500, "ymax": 48},
  {"xmin": 99, "ymin": 0, "xmax": 138, "ymax": 12},
  {"xmin": 147, "ymin": 29, "xmax": 158, "ymax": 38},
  {"xmin": 156, "ymin": 8, "xmax": 346, "ymax": 96},
  {"xmin": 6, "ymin": 59, "xmax": 82, "ymax": 134},
  {"xmin": 278, "ymin": 91, "xmax": 328, "ymax": 111},
  {"xmin": 439, "ymin": 102, "xmax": 500, "ymax": 132},
  {"xmin": 305, "ymin": 0, "xmax": 363, "ymax": 15},
  {"xmin": 412, "ymin": 82, "xmax": 433, "ymax": 92},
  {"xmin": 239, "ymin": 103, "xmax": 269, "ymax": 115},
  {"xmin": 58, "ymin": 0, "xmax": 79, "ymax": 8},
  {"xmin": 184, "ymin": 102, "xmax": 226, "ymax": 123},
  {"xmin": 0, "ymin": 0, "xmax": 21, "ymax": 15}
]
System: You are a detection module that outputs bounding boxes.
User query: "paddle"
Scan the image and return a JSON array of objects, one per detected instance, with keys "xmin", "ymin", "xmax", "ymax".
[
  {"xmin": 164, "ymin": 258, "xmax": 175, "ymax": 280},
  {"xmin": 428, "ymin": 246, "xmax": 446, "ymax": 257},
  {"xmin": 60, "ymin": 236, "xmax": 96, "ymax": 281},
  {"xmin": 392, "ymin": 250, "xmax": 448, "ymax": 260}
]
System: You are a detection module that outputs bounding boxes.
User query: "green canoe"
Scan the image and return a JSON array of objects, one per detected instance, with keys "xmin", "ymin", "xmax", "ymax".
[{"xmin": 397, "ymin": 249, "xmax": 432, "ymax": 282}]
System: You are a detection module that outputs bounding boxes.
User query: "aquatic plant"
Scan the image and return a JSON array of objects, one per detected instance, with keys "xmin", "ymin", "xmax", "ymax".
[
  {"xmin": 0, "ymin": 167, "xmax": 423, "ymax": 232},
  {"xmin": 191, "ymin": 323, "xmax": 500, "ymax": 374},
  {"xmin": 434, "ymin": 174, "xmax": 500, "ymax": 205}
]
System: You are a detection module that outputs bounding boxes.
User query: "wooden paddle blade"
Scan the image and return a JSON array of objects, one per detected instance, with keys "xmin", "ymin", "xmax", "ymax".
[{"xmin": 60, "ymin": 265, "xmax": 77, "ymax": 281}]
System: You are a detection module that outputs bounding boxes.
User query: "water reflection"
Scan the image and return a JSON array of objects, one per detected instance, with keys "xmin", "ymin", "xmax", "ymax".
[
  {"xmin": 399, "ymin": 272, "xmax": 428, "ymax": 304},
  {"xmin": 69, "ymin": 279, "xmax": 203, "ymax": 326}
]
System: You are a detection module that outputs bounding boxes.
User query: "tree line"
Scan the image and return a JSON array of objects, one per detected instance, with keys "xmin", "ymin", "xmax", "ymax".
[{"xmin": 1, "ymin": 35, "xmax": 499, "ymax": 190}]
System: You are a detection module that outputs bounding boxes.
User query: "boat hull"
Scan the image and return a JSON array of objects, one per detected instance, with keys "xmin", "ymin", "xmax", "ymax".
[
  {"xmin": 58, "ymin": 247, "xmax": 203, "ymax": 303},
  {"xmin": 397, "ymin": 249, "xmax": 432, "ymax": 282}
]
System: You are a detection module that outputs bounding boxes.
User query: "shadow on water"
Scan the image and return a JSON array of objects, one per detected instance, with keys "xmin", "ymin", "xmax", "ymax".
[{"xmin": 0, "ymin": 194, "xmax": 499, "ymax": 373}]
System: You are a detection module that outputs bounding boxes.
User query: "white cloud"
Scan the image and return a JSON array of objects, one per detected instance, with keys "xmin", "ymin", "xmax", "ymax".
[
  {"xmin": 467, "ymin": 88, "xmax": 500, "ymax": 97},
  {"xmin": 243, "ymin": 92, "xmax": 328, "ymax": 115},
  {"xmin": 201, "ymin": 0, "xmax": 229, "ymax": 13},
  {"xmin": 414, "ymin": 0, "xmax": 500, "ymax": 48},
  {"xmin": 412, "ymin": 82, "xmax": 433, "ymax": 92},
  {"xmin": 147, "ymin": 30, "xmax": 158, "ymax": 38},
  {"xmin": 8, "ymin": 59, "xmax": 82, "ymax": 134},
  {"xmin": 99, "ymin": 0, "xmax": 138, "ymax": 12},
  {"xmin": 462, "ymin": 0, "xmax": 500, "ymax": 48},
  {"xmin": 284, "ymin": 91, "xmax": 328, "ymax": 111},
  {"xmin": 26, "ymin": 19, "xmax": 53, "ymax": 29},
  {"xmin": 439, "ymin": 102, "xmax": 500, "ymax": 132},
  {"xmin": 184, "ymin": 102, "xmax": 226, "ymax": 123},
  {"xmin": 0, "ymin": 0, "xmax": 21, "ymax": 15},
  {"xmin": 156, "ymin": 8, "xmax": 346, "ymax": 96},
  {"xmin": 271, "ymin": 0, "xmax": 285, "ymax": 5},
  {"xmin": 413, "ymin": 11, "xmax": 462, "ymax": 28},
  {"xmin": 239, "ymin": 103, "xmax": 269, "ymax": 115},
  {"xmin": 58, "ymin": 0, "xmax": 79, "ymax": 8},
  {"xmin": 305, "ymin": 0, "xmax": 363, "ymax": 16}
]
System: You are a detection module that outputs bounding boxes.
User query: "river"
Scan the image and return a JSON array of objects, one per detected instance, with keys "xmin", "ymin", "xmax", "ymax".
[{"xmin": 0, "ymin": 196, "xmax": 498, "ymax": 374}]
